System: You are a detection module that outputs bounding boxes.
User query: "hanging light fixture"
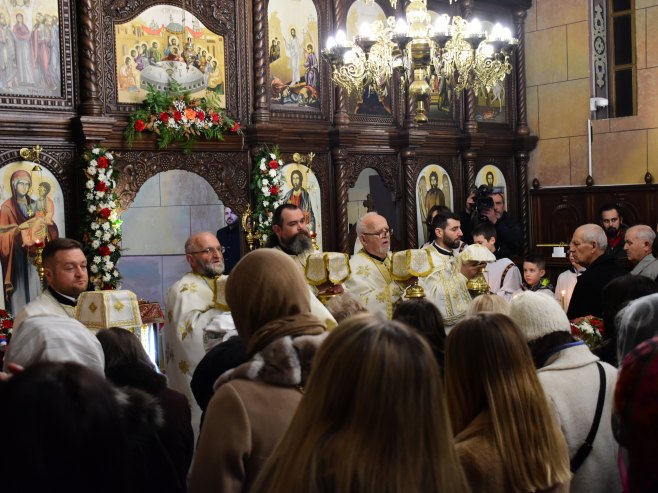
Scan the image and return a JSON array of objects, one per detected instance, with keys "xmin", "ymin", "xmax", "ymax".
[{"xmin": 322, "ymin": 0, "xmax": 517, "ymax": 122}]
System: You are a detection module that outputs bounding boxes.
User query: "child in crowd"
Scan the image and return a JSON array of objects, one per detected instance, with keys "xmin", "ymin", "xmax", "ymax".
[{"xmin": 522, "ymin": 254, "xmax": 554, "ymax": 293}]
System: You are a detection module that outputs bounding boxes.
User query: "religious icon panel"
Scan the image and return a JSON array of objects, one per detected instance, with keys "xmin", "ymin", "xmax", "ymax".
[
  {"xmin": 416, "ymin": 164, "xmax": 453, "ymax": 246},
  {"xmin": 280, "ymin": 163, "xmax": 322, "ymax": 250},
  {"xmin": 475, "ymin": 164, "xmax": 507, "ymax": 209}
]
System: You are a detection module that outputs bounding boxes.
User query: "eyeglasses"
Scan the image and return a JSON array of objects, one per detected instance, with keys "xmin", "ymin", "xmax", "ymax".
[
  {"xmin": 188, "ymin": 246, "xmax": 225, "ymax": 255},
  {"xmin": 362, "ymin": 228, "xmax": 393, "ymax": 239}
]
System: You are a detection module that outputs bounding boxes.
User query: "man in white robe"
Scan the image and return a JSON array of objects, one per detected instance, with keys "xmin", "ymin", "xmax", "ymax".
[
  {"xmin": 13, "ymin": 238, "xmax": 89, "ymax": 332},
  {"xmin": 164, "ymin": 231, "xmax": 235, "ymax": 435},
  {"xmin": 420, "ymin": 212, "xmax": 481, "ymax": 329},
  {"xmin": 472, "ymin": 222, "xmax": 522, "ymax": 301},
  {"xmin": 265, "ymin": 204, "xmax": 337, "ymax": 328},
  {"xmin": 345, "ymin": 212, "xmax": 405, "ymax": 319}
]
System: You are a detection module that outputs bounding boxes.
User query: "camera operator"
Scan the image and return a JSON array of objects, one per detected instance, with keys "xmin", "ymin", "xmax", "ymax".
[{"xmin": 460, "ymin": 185, "xmax": 522, "ymax": 258}]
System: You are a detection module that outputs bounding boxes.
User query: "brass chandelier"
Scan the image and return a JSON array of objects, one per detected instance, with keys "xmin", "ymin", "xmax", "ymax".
[{"xmin": 321, "ymin": 0, "xmax": 518, "ymax": 122}]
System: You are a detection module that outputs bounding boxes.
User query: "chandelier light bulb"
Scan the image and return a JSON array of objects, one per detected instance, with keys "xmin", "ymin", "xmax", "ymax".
[
  {"xmin": 434, "ymin": 14, "xmax": 450, "ymax": 34},
  {"xmin": 501, "ymin": 27, "xmax": 512, "ymax": 41},
  {"xmin": 359, "ymin": 22, "xmax": 374, "ymax": 39},
  {"xmin": 326, "ymin": 36, "xmax": 336, "ymax": 50},
  {"xmin": 336, "ymin": 29, "xmax": 348, "ymax": 46},
  {"xmin": 395, "ymin": 18, "xmax": 408, "ymax": 35},
  {"xmin": 467, "ymin": 18, "xmax": 483, "ymax": 36}
]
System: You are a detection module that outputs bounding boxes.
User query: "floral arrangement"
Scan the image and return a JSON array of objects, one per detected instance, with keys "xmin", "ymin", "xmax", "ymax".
[
  {"xmin": 570, "ymin": 316, "xmax": 604, "ymax": 350},
  {"xmin": 81, "ymin": 146, "xmax": 123, "ymax": 290},
  {"xmin": 124, "ymin": 83, "xmax": 242, "ymax": 153},
  {"xmin": 249, "ymin": 146, "xmax": 284, "ymax": 239},
  {"xmin": 0, "ymin": 309, "xmax": 13, "ymax": 367}
]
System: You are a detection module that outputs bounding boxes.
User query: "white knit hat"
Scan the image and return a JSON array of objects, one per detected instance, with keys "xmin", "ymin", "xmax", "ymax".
[{"xmin": 509, "ymin": 291, "xmax": 571, "ymax": 341}]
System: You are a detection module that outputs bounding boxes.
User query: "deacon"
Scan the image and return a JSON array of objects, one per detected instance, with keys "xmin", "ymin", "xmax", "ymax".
[
  {"xmin": 345, "ymin": 212, "xmax": 409, "ymax": 319},
  {"xmin": 13, "ymin": 238, "xmax": 89, "ymax": 332},
  {"xmin": 420, "ymin": 212, "xmax": 483, "ymax": 329},
  {"xmin": 164, "ymin": 231, "xmax": 235, "ymax": 434}
]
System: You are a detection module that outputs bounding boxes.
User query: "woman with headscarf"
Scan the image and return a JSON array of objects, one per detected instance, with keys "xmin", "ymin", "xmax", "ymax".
[{"xmin": 188, "ymin": 249, "xmax": 328, "ymax": 493}]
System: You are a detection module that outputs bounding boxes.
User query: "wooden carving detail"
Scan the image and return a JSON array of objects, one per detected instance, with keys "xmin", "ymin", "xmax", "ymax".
[
  {"xmin": 114, "ymin": 151, "xmax": 249, "ymax": 213},
  {"xmin": 252, "ymin": 0, "xmax": 269, "ymax": 122},
  {"xmin": 343, "ymin": 153, "xmax": 399, "ymax": 197},
  {"xmin": 401, "ymin": 149, "xmax": 417, "ymax": 247},
  {"xmin": 333, "ymin": 148, "xmax": 350, "ymax": 253}
]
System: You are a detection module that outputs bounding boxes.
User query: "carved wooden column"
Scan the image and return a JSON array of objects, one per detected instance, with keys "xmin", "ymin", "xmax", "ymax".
[
  {"xmin": 514, "ymin": 9, "xmax": 529, "ymax": 136},
  {"xmin": 463, "ymin": 149, "xmax": 477, "ymax": 194},
  {"xmin": 78, "ymin": 0, "xmax": 102, "ymax": 116},
  {"xmin": 516, "ymin": 150, "xmax": 530, "ymax": 253},
  {"xmin": 460, "ymin": 0, "xmax": 478, "ymax": 134},
  {"xmin": 332, "ymin": 0, "xmax": 350, "ymax": 126},
  {"xmin": 333, "ymin": 148, "xmax": 350, "ymax": 252},
  {"xmin": 401, "ymin": 148, "xmax": 418, "ymax": 247},
  {"xmin": 252, "ymin": 0, "xmax": 270, "ymax": 123}
]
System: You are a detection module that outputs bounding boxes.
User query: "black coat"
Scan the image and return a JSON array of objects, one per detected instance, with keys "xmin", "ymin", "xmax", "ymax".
[
  {"xmin": 460, "ymin": 210, "xmax": 522, "ymax": 257},
  {"xmin": 567, "ymin": 254, "xmax": 628, "ymax": 319}
]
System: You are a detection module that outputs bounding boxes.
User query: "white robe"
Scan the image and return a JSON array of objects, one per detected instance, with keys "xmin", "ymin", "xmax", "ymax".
[
  {"xmin": 164, "ymin": 272, "xmax": 235, "ymax": 435},
  {"xmin": 483, "ymin": 257, "xmax": 522, "ymax": 301},
  {"xmin": 419, "ymin": 244, "xmax": 472, "ymax": 329},
  {"xmin": 13, "ymin": 289, "xmax": 75, "ymax": 333},
  {"xmin": 344, "ymin": 251, "xmax": 402, "ymax": 319},
  {"xmin": 554, "ymin": 269, "xmax": 580, "ymax": 312}
]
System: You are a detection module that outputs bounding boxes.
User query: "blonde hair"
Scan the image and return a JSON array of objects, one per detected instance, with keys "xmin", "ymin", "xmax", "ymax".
[
  {"xmin": 252, "ymin": 313, "xmax": 468, "ymax": 493},
  {"xmin": 445, "ymin": 313, "xmax": 571, "ymax": 492},
  {"xmin": 466, "ymin": 294, "xmax": 510, "ymax": 316}
]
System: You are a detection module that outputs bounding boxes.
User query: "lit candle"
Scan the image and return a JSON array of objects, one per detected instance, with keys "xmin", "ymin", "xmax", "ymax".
[{"xmin": 561, "ymin": 290, "xmax": 566, "ymax": 310}]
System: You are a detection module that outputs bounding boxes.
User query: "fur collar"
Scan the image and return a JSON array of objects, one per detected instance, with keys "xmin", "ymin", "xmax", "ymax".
[{"xmin": 214, "ymin": 332, "xmax": 328, "ymax": 390}]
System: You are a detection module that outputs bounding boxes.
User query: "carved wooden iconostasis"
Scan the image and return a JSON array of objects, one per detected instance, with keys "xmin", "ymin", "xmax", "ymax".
[{"xmin": 0, "ymin": 0, "xmax": 538, "ymax": 312}]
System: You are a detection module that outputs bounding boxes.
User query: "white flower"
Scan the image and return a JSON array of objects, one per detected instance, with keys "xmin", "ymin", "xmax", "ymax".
[
  {"xmin": 105, "ymin": 153, "xmax": 113, "ymax": 160},
  {"xmin": 89, "ymin": 160, "xmax": 97, "ymax": 167},
  {"xmin": 263, "ymin": 201, "xmax": 269, "ymax": 207},
  {"xmin": 260, "ymin": 163, "xmax": 266, "ymax": 171},
  {"xmin": 270, "ymin": 153, "xmax": 276, "ymax": 160},
  {"xmin": 268, "ymin": 169, "xmax": 277, "ymax": 178},
  {"xmin": 91, "ymin": 222, "xmax": 99, "ymax": 230},
  {"xmin": 108, "ymin": 244, "xmax": 116, "ymax": 252},
  {"xmin": 101, "ymin": 222, "xmax": 110, "ymax": 231},
  {"xmin": 263, "ymin": 189, "xmax": 271, "ymax": 197},
  {"xmin": 86, "ymin": 192, "xmax": 93, "ymax": 200},
  {"xmin": 93, "ymin": 255, "xmax": 101, "ymax": 263},
  {"xmin": 86, "ymin": 180, "xmax": 94, "ymax": 189},
  {"xmin": 262, "ymin": 177, "xmax": 269, "ymax": 186},
  {"xmin": 113, "ymin": 270, "xmax": 119, "ymax": 277},
  {"xmin": 104, "ymin": 261, "xmax": 114, "ymax": 269},
  {"xmin": 95, "ymin": 230, "xmax": 103, "ymax": 238},
  {"xmin": 88, "ymin": 205, "xmax": 95, "ymax": 213},
  {"xmin": 278, "ymin": 159, "xmax": 284, "ymax": 166},
  {"xmin": 102, "ymin": 274, "xmax": 111, "ymax": 282},
  {"xmin": 90, "ymin": 265, "xmax": 99, "ymax": 273},
  {"xmin": 103, "ymin": 232, "xmax": 112, "ymax": 241},
  {"xmin": 92, "ymin": 148, "xmax": 100, "ymax": 155},
  {"xmin": 96, "ymin": 191, "xmax": 105, "ymax": 198},
  {"xmin": 87, "ymin": 167, "xmax": 97, "ymax": 176},
  {"xmin": 261, "ymin": 185, "xmax": 268, "ymax": 193}
]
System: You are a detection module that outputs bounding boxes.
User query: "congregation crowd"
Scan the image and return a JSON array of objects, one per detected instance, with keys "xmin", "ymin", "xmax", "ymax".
[{"xmin": 2, "ymin": 190, "xmax": 658, "ymax": 493}]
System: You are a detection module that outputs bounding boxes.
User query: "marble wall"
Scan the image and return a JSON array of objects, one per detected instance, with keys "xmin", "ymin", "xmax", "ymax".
[
  {"xmin": 526, "ymin": 0, "xmax": 658, "ymax": 186},
  {"xmin": 118, "ymin": 170, "xmax": 228, "ymax": 308}
]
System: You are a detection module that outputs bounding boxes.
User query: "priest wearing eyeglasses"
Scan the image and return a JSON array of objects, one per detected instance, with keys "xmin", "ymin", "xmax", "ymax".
[
  {"xmin": 345, "ymin": 212, "xmax": 409, "ymax": 319},
  {"xmin": 164, "ymin": 231, "xmax": 236, "ymax": 437}
]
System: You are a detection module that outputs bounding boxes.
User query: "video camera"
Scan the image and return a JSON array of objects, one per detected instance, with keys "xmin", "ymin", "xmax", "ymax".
[{"xmin": 473, "ymin": 184, "xmax": 494, "ymax": 215}]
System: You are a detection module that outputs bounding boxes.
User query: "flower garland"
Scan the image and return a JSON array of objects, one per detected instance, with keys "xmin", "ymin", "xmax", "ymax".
[
  {"xmin": 0, "ymin": 309, "xmax": 13, "ymax": 361},
  {"xmin": 249, "ymin": 146, "xmax": 284, "ymax": 239},
  {"xmin": 81, "ymin": 146, "xmax": 123, "ymax": 290},
  {"xmin": 124, "ymin": 83, "xmax": 242, "ymax": 153}
]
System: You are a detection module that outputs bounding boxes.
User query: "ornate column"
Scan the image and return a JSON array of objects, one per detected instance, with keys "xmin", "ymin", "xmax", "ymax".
[
  {"xmin": 252, "ymin": 0, "xmax": 270, "ymax": 123},
  {"xmin": 333, "ymin": 148, "xmax": 350, "ymax": 252},
  {"xmin": 401, "ymin": 148, "xmax": 418, "ymax": 247},
  {"xmin": 514, "ymin": 9, "xmax": 529, "ymax": 136},
  {"xmin": 460, "ymin": 0, "xmax": 478, "ymax": 134},
  {"xmin": 463, "ymin": 149, "xmax": 477, "ymax": 194},
  {"xmin": 516, "ymin": 150, "xmax": 530, "ymax": 253},
  {"xmin": 333, "ymin": 0, "xmax": 350, "ymax": 126},
  {"xmin": 78, "ymin": 0, "xmax": 102, "ymax": 116}
]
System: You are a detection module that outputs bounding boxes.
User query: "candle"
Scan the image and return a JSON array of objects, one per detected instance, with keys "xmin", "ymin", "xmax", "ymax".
[
  {"xmin": 561, "ymin": 290, "xmax": 566, "ymax": 311},
  {"xmin": 587, "ymin": 119, "xmax": 593, "ymax": 177}
]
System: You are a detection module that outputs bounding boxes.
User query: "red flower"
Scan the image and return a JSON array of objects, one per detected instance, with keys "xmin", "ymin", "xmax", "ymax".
[
  {"xmin": 159, "ymin": 112, "xmax": 170, "ymax": 123},
  {"xmin": 1, "ymin": 319, "xmax": 12, "ymax": 329},
  {"xmin": 102, "ymin": 284, "xmax": 115, "ymax": 290},
  {"xmin": 99, "ymin": 208, "xmax": 112, "ymax": 219},
  {"xmin": 95, "ymin": 181, "xmax": 107, "ymax": 192},
  {"xmin": 98, "ymin": 245, "xmax": 111, "ymax": 257},
  {"xmin": 269, "ymin": 160, "xmax": 279, "ymax": 170},
  {"xmin": 197, "ymin": 110, "xmax": 205, "ymax": 120},
  {"xmin": 97, "ymin": 156, "xmax": 109, "ymax": 168},
  {"xmin": 269, "ymin": 186, "xmax": 279, "ymax": 195},
  {"xmin": 173, "ymin": 111, "xmax": 182, "ymax": 122},
  {"xmin": 211, "ymin": 113, "xmax": 219, "ymax": 123},
  {"xmin": 0, "ymin": 309, "xmax": 8, "ymax": 318},
  {"xmin": 231, "ymin": 122, "xmax": 240, "ymax": 133},
  {"xmin": 134, "ymin": 119, "xmax": 146, "ymax": 132}
]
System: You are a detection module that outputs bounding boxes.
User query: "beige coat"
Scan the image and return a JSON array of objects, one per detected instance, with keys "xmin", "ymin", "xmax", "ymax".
[
  {"xmin": 188, "ymin": 379, "xmax": 302, "ymax": 493},
  {"xmin": 455, "ymin": 412, "xmax": 570, "ymax": 493}
]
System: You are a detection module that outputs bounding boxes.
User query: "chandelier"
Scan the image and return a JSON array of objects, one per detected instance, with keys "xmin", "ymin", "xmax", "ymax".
[{"xmin": 321, "ymin": 0, "xmax": 518, "ymax": 122}]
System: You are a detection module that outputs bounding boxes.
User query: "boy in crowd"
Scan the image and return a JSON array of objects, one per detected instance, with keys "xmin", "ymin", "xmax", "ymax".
[
  {"xmin": 522, "ymin": 254, "xmax": 554, "ymax": 293},
  {"xmin": 472, "ymin": 223, "xmax": 522, "ymax": 300}
]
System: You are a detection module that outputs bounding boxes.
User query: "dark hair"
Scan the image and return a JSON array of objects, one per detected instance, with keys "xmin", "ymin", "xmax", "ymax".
[
  {"xmin": 42, "ymin": 237, "xmax": 84, "ymax": 264},
  {"xmin": 96, "ymin": 328, "xmax": 166, "ymax": 395},
  {"xmin": 598, "ymin": 203, "xmax": 622, "ymax": 220},
  {"xmin": 429, "ymin": 171, "xmax": 439, "ymax": 183},
  {"xmin": 0, "ymin": 362, "xmax": 128, "ymax": 493},
  {"xmin": 527, "ymin": 331, "xmax": 576, "ymax": 368},
  {"xmin": 431, "ymin": 212, "xmax": 460, "ymax": 232},
  {"xmin": 39, "ymin": 181, "xmax": 51, "ymax": 194},
  {"xmin": 271, "ymin": 203, "xmax": 300, "ymax": 228},
  {"xmin": 472, "ymin": 222, "xmax": 497, "ymax": 240},
  {"xmin": 600, "ymin": 274, "xmax": 658, "ymax": 366},
  {"xmin": 290, "ymin": 170, "xmax": 303, "ymax": 183},
  {"xmin": 523, "ymin": 253, "xmax": 545, "ymax": 270},
  {"xmin": 393, "ymin": 298, "xmax": 445, "ymax": 370}
]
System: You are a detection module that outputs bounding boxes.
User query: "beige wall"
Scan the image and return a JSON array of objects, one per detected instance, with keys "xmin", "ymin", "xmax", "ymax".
[{"xmin": 526, "ymin": 0, "xmax": 658, "ymax": 186}]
